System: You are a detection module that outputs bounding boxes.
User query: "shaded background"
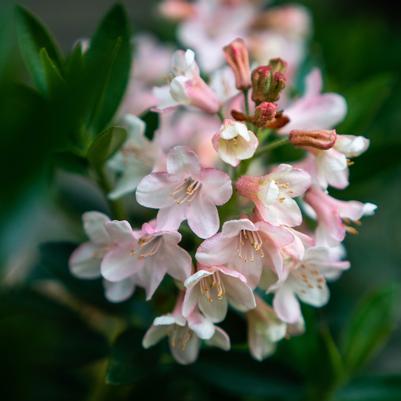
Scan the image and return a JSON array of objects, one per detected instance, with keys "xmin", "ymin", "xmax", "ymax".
[{"xmin": 1, "ymin": 0, "xmax": 401, "ymax": 400}]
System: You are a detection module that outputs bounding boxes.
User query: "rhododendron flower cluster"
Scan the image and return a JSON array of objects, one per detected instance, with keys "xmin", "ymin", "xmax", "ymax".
[{"xmin": 69, "ymin": 0, "xmax": 376, "ymax": 365}]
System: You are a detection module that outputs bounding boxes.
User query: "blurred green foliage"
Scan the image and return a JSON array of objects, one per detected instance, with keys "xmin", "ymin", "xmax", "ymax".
[{"xmin": 1, "ymin": 0, "xmax": 401, "ymax": 400}]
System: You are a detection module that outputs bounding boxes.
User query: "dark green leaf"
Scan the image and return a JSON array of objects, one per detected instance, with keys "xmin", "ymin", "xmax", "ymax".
[
  {"xmin": 15, "ymin": 5, "xmax": 62, "ymax": 94},
  {"xmin": 84, "ymin": 4, "xmax": 132, "ymax": 135},
  {"xmin": 87, "ymin": 126, "xmax": 127, "ymax": 167},
  {"xmin": 341, "ymin": 285, "xmax": 400, "ymax": 374},
  {"xmin": 39, "ymin": 47, "xmax": 65, "ymax": 97},
  {"xmin": 53, "ymin": 151, "xmax": 89, "ymax": 174},
  {"xmin": 106, "ymin": 327, "xmax": 162, "ymax": 385},
  {"xmin": 335, "ymin": 375, "xmax": 401, "ymax": 401}
]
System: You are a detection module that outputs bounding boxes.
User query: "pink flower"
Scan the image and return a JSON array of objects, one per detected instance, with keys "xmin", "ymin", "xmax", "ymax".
[
  {"xmin": 236, "ymin": 164, "xmax": 311, "ymax": 227},
  {"xmin": 223, "ymin": 38, "xmax": 251, "ymax": 90},
  {"xmin": 212, "ymin": 119, "xmax": 258, "ymax": 167},
  {"xmin": 136, "ymin": 146, "xmax": 233, "ymax": 239},
  {"xmin": 101, "ymin": 220, "xmax": 192, "ymax": 300},
  {"xmin": 143, "ymin": 293, "xmax": 230, "ymax": 364},
  {"xmin": 266, "ymin": 246, "xmax": 350, "ymax": 323},
  {"xmin": 153, "ymin": 49, "xmax": 220, "ymax": 113},
  {"xmin": 183, "ymin": 264, "xmax": 256, "ymax": 322},
  {"xmin": 108, "ymin": 114, "xmax": 164, "ymax": 200},
  {"xmin": 304, "ymin": 185, "xmax": 377, "ymax": 246},
  {"xmin": 279, "ymin": 69, "xmax": 347, "ymax": 134},
  {"xmin": 69, "ymin": 212, "xmax": 139, "ymax": 302},
  {"xmin": 246, "ymin": 296, "xmax": 287, "ymax": 361},
  {"xmin": 298, "ymin": 133, "xmax": 370, "ymax": 189},
  {"xmin": 196, "ymin": 218, "xmax": 295, "ymax": 288}
]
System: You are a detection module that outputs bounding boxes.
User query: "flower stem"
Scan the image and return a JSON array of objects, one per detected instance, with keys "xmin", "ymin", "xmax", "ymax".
[
  {"xmin": 254, "ymin": 137, "xmax": 289, "ymax": 158},
  {"xmin": 243, "ymin": 88, "xmax": 250, "ymax": 115},
  {"xmin": 94, "ymin": 165, "xmax": 126, "ymax": 220}
]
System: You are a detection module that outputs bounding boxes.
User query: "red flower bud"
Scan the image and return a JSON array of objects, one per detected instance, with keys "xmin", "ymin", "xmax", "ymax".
[
  {"xmin": 251, "ymin": 59, "xmax": 287, "ymax": 104},
  {"xmin": 224, "ymin": 38, "xmax": 251, "ymax": 90},
  {"xmin": 289, "ymin": 129, "xmax": 337, "ymax": 150},
  {"xmin": 252, "ymin": 102, "xmax": 277, "ymax": 127}
]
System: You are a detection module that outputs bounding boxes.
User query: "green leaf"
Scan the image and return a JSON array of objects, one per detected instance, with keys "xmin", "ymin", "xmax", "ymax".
[
  {"xmin": 335, "ymin": 375, "xmax": 401, "ymax": 401},
  {"xmin": 15, "ymin": 5, "xmax": 62, "ymax": 94},
  {"xmin": 39, "ymin": 48, "xmax": 65, "ymax": 97},
  {"xmin": 84, "ymin": 4, "xmax": 132, "ymax": 135},
  {"xmin": 87, "ymin": 126, "xmax": 127, "ymax": 167},
  {"xmin": 106, "ymin": 327, "xmax": 162, "ymax": 385},
  {"xmin": 341, "ymin": 285, "xmax": 400, "ymax": 374}
]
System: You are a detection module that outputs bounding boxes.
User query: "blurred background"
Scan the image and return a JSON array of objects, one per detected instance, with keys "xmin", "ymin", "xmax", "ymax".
[{"xmin": 1, "ymin": 0, "xmax": 400, "ymax": 400}]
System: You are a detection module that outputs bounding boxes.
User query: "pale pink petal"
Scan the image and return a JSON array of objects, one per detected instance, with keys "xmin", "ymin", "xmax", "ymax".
[
  {"xmin": 222, "ymin": 269, "xmax": 256, "ymax": 312},
  {"xmin": 206, "ymin": 327, "xmax": 231, "ymax": 351},
  {"xmin": 104, "ymin": 277, "xmax": 136, "ymax": 303},
  {"xmin": 335, "ymin": 135, "xmax": 370, "ymax": 158},
  {"xmin": 166, "ymin": 146, "xmax": 201, "ymax": 176},
  {"xmin": 187, "ymin": 309, "xmax": 215, "ymax": 339},
  {"xmin": 136, "ymin": 172, "xmax": 178, "ymax": 209},
  {"xmin": 169, "ymin": 332, "xmax": 200, "ymax": 364},
  {"xmin": 105, "ymin": 220, "xmax": 135, "ymax": 243},
  {"xmin": 157, "ymin": 239, "xmax": 192, "ymax": 281},
  {"xmin": 83, "ymin": 211, "xmax": 110, "ymax": 244},
  {"xmin": 273, "ymin": 286, "xmax": 302, "ymax": 324},
  {"xmin": 200, "ymin": 168, "xmax": 233, "ymax": 205},
  {"xmin": 195, "ymin": 234, "xmax": 235, "ymax": 266},
  {"xmin": 271, "ymin": 164, "xmax": 311, "ymax": 197},
  {"xmin": 187, "ymin": 194, "xmax": 220, "ymax": 238},
  {"xmin": 136, "ymin": 257, "xmax": 167, "ymax": 300},
  {"xmin": 262, "ymin": 197, "xmax": 303, "ymax": 227},
  {"xmin": 142, "ymin": 325, "xmax": 170, "ymax": 348},
  {"xmin": 156, "ymin": 203, "xmax": 188, "ymax": 232},
  {"xmin": 199, "ymin": 294, "xmax": 228, "ymax": 323},
  {"xmin": 101, "ymin": 243, "xmax": 143, "ymax": 282},
  {"xmin": 222, "ymin": 219, "xmax": 256, "ymax": 238},
  {"xmin": 69, "ymin": 242, "xmax": 102, "ymax": 279}
]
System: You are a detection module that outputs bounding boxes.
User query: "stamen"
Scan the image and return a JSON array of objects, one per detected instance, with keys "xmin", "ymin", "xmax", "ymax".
[
  {"xmin": 138, "ymin": 235, "xmax": 162, "ymax": 258},
  {"xmin": 171, "ymin": 177, "xmax": 201, "ymax": 204},
  {"xmin": 200, "ymin": 272, "xmax": 225, "ymax": 302},
  {"xmin": 237, "ymin": 230, "xmax": 264, "ymax": 260}
]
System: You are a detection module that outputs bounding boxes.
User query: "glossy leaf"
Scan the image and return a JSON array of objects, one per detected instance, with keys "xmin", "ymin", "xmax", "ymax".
[
  {"xmin": 87, "ymin": 126, "xmax": 127, "ymax": 167},
  {"xmin": 15, "ymin": 5, "xmax": 62, "ymax": 94},
  {"xmin": 341, "ymin": 285, "xmax": 400, "ymax": 374}
]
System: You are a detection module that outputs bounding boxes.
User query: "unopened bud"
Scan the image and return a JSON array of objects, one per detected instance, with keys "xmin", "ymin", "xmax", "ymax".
[
  {"xmin": 251, "ymin": 59, "xmax": 287, "ymax": 104},
  {"xmin": 253, "ymin": 102, "xmax": 277, "ymax": 127},
  {"xmin": 158, "ymin": 0, "xmax": 195, "ymax": 21},
  {"xmin": 224, "ymin": 38, "xmax": 251, "ymax": 90},
  {"xmin": 289, "ymin": 129, "xmax": 337, "ymax": 150},
  {"xmin": 265, "ymin": 111, "xmax": 289, "ymax": 129}
]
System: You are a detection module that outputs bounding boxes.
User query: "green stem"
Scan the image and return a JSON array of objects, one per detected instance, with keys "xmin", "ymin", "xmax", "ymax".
[
  {"xmin": 217, "ymin": 109, "xmax": 225, "ymax": 122},
  {"xmin": 254, "ymin": 137, "xmax": 289, "ymax": 158},
  {"xmin": 243, "ymin": 88, "xmax": 250, "ymax": 115},
  {"xmin": 94, "ymin": 165, "xmax": 126, "ymax": 220}
]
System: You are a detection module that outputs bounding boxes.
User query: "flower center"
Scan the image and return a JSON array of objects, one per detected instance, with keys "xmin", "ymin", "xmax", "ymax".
[
  {"xmin": 170, "ymin": 325, "xmax": 193, "ymax": 351},
  {"xmin": 237, "ymin": 230, "xmax": 264, "ymax": 261},
  {"xmin": 171, "ymin": 177, "xmax": 201, "ymax": 204},
  {"xmin": 293, "ymin": 264, "xmax": 325, "ymax": 292},
  {"xmin": 200, "ymin": 272, "xmax": 225, "ymax": 302},
  {"xmin": 136, "ymin": 235, "xmax": 162, "ymax": 258}
]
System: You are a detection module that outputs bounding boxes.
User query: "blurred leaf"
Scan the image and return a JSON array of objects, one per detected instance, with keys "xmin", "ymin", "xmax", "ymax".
[
  {"xmin": 39, "ymin": 48, "xmax": 65, "ymax": 97},
  {"xmin": 53, "ymin": 151, "xmax": 89, "ymax": 175},
  {"xmin": 15, "ymin": 5, "xmax": 62, "ymax": 94},
  {"xmin": 141, "ymin": 110, "xmax": 160, "ymax": 140},
  {"xmin": 106, "ymin": 327, "xmax": 162, "ymax": 385},
  {"xmin": 338, "ymin": 74, "xmax": 394, "ymax": 133},
  {"xmin": 190, "ymin": 350, "xmax": 302, "ymax": 400},
  {"xmin": 84, "ymin": 4, "xmax": 132, "ymax": 135},
  {"xmin": 341, "ymin": 284, "xmax": 400, "ymax": 374},
  {"xmin": 87, "ymin": 126, "xmax": 127, "ymax": 167},
  {"xmin": 335, "ymin": 375, "xmax": 401, "ymax": 401}
]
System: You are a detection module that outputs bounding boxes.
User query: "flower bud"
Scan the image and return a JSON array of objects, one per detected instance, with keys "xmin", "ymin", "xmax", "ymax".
[
  {"xmin": 224, "ymin": 38, "xmax": 251, "ymax": 90},
  {"xmin": 253, "ymin": 102, "xmax": 277, "ymax": 127},
  {"xmin": 251, "ymin": 59, "xmax": 287, "ymax": 104},
  {"xmin": 289, "ymin": 129, "xmax": 337, "ymax": 150},
  {"xmin": 158, "ymin": 0, "xmax": 195, "ymax": 21}
]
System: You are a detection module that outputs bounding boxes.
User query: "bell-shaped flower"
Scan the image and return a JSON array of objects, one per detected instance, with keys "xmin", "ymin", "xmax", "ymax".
[
  {"xmin": 279, "ymin": 69, "xmax": 347, "ymax": 134},
  {"xmin": 266, "ymin": 246, "xmax": 350, "ymax": 323},
  {"xmin": 143, "ymin": 293, "xmax": 230, "ymax": 365},
  {"xmin": 108, "ymin": 114, "xmax": 164, "ymax": 199},
  {"xmin": 298, "ymin": 133, "xmax": 370, "ymax": 189},
  {"xmin": 304, "ymin": 185, "xmax": 377, "ymax": 246},
  {"xmin": 236, "ymin": 164, "xmax": 311, "ymax": 227},
  {"xmin": 212, "ymin": 119, "xmax": 258, "ymax": 167},
  {"xmin": 183, "ymin": 264, "xmax": 256, "ymax": 323},
  {"xmin": 136, "ymin": 146, "xmax": 233, "ymax": 239},
  {"xmin": 154, "ymin": 49, "xmax": 220, "ymax": 113},
  {"xmin": 101, "ymin": 220, "xmax": 192, "ymax": 300},
  {"xmin": 69, "ymin": 212, "xmax": 139, "ymax": 302},
  {"xmin": 246, "ymin": 296, "xmax": 287, "ymax": 361},
  {"xmin": 196, "ymin": 218, "xmax": 295, "ymax": 288}
]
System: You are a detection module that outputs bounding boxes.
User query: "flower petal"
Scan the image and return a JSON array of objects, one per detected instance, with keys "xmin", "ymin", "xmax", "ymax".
[
  {"xmin": 187, "ymin": 195, "xmax": 220, "ymax": 238},
  {"xmin": 206, "ymin": 327, "xmax": 231, "ymax": 351},
  {"xmin": 200, "ymin": 168, "xmax": 233, "ymax": 205},
  {"xmin": 169, "ymin": 332, "xmax": 200, "ymax": 365},
  {"xmin": 273, "ymin": 286, "xmax": 302, "ymax": 324},
  {"xmin": 104, "ymin": 277, "xmax": 136, "ymax": 303},
  {"xmin": 83, "ymin": 211, "xmax": 110, "ymax": 244},
  {"xmin": 69, "ymin": 242, "xmax": 102, "ymax": 279},
  {"xmin": 166, "ymin": 146, "xmax": 201, "ymax": 176},
  {"xmin": 142, "ymin": 325, "xmax": 169, "ymax": 348}
]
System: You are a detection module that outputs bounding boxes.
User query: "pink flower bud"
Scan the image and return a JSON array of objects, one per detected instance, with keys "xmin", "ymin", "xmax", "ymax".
[
  {"xmin": 158, "ymin": 0, "xmax": 195, "ymax": 21},
  {"xmin": 253, "ymin": 102, "xmax": 277, "ymax": 127},
  {"xmin": 251, "ymin": 59, "xmax": 287, "ymax": 104},
  {"xmin": 289, "ymin": 129, "xmax": 337, "ymax": 150},
  {"xmin": 224, "ymin": 38, "xmax": 251, "ymax": 90}
]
